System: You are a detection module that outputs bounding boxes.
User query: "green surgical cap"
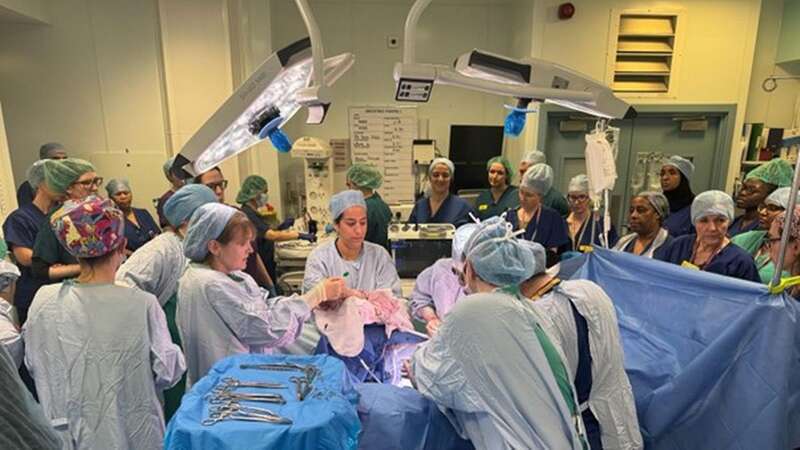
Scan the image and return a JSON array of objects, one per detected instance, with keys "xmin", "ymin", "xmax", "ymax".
[
  {"xmin": 346, "ymin": 164, "xmax": 383, "ymax": 190},
  {"xmin": 236, "ymin": 175, "xmax": 268, "ymax": 204},
  {"xmin": 486, "ymin": 156, "xmax": 514, "ymax": 182},
  {"xmin": 46, "ymin": 158, "xmax": 95, "ymax": 195},
  {"xmin": 745, "ymin": 159, "xmax": 794, "ymax": 187}
]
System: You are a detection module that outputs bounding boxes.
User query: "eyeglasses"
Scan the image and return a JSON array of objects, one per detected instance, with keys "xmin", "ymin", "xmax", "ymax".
[
  {"xmin": 73, "ymin": 177, "xmax": 104, "ymax": 188},
  {"xmin": 206, "ymin": 180, "xmax": 229, "ymax": 191},
  {"xmin": 567, "ymin": 194, "xmax": 589, "ymax": 202}
]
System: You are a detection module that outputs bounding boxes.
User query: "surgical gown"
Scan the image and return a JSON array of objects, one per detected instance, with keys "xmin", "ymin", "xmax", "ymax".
[
  {"xmin": 412, "ymin": 292, "xmax": 583, "ymax": 450},
  {"xmin": 654, "ymin": 234, "xmax": 760, "ymax": 282},
  {"xmin": 409, "ymin": 193, "xmax": 475, "ymax": 227},
  {"xmin": 475, "ymin": 186, "xmax": 520, "ymax": 221},
  {"xmin": 531, "ymin": 280, "xmax": 643, "ymax": 450},
  {"xmin": 177, "ymin": 264, "xmax": 311, "ymax": 387},
  {"xmin": 23, "ymin": 281, "xmax": 185, "ymax": 450},
  {"xmin": 662, "ymin": 205, "xmax": 694, "ymax": 237},
  {"xmin": 2, "ymin": 202, "xmax": 47, "ymax": 324},
  {"xmin": 116, "ymin": 231, "xmax": 186, "ymax": 306},
  {"xmin": 0, "ymin": 299, "xmax": 22, "ymax": 368},
  {"xmin": 409, "ymin": 257, "xmax": 466, "ymax": 320}
]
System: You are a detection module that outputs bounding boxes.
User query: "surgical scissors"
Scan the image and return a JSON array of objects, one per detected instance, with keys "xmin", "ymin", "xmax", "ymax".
[
  {"xmin": 206, "ymin": 391, "xmax": 286, "ymax": 405},
  {"xmin": 201, "ymin": 409, "xmax": 292, "ymax": 426}
]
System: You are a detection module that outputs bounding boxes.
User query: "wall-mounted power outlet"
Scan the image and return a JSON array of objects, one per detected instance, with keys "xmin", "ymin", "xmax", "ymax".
[{"xmin": 387, "ymin": 36, "xmax": 399, "ymax": 49}]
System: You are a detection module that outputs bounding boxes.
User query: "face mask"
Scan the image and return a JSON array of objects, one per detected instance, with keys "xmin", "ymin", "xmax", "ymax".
[{"xmin": 256, "ymin": 193, "xmax": 269, "ymax": 207}]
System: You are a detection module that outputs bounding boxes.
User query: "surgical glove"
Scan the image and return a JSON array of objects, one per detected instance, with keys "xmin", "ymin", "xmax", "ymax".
[
  {"xmin": 298, "ymin": 232, "xmax": 317, "ymax": 243},
  {"xmin": 278, "ymin": 217, "xmax": 295, "ymax": 230},
  {"xmin": 303, "ymin": 277, "xmax": 357, "ymax": 309}
]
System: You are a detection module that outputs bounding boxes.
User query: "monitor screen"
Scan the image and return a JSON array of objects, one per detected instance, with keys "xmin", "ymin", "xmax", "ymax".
[
  {"xmin": 391, "ymin": 239, "xmax": 452, "ymax": 278},
  {"xmin": 448, "ymin": 125, "xmax": 503, "ymax": 192}
]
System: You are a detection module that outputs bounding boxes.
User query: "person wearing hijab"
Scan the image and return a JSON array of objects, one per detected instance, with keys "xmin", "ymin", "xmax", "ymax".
[
  {"xmin": 518, "ymin": 151, "xmax": 569, "ymax": 217},
  {"xmin": 660, "ymin": 155, "xmax": 696, "ymax": 237},
  {"xmin": 613, "ymin": 191, "xmax": 673, "ymax": 257},
  {"xmin": 31, "ymin": 158, "xmax": 102, "ymax": 285},
  {"xmin": 475, "ymin": 156, "xmax": 520, "ymax": 220},
  {"xmin": 23, "ymin": 195, "xmax": 185, "ymax": 450},
  {"xmin": 565, "ymin": 174, "xmax": 618, "ymax": 251},
  {"xmin": 654, "ymin": 190, "xmax": 760, "ymax": 282},
  {"xmin": 105, "ymin": 178, "xmax": 161, "ymax": 253},
  {"xmin": 115, "ymin": 184, "xmax": 217, "ymax": 420},
  {"xmin": 730, "ymin": 158, "xmax": 794, "ymax": 237},
  {"xmin": 177, "ymin": 203, "xmax": 350, "ymax": 387},
  {"xmin": 411, "ymin": 218, "xmax": 585, "ymax": 449},
  {"xmin": 410, "ymin": 223, "xmax": 478, "ymax": 336},
  {"xmin": 155, "ymin": 156, "xmax": 185, "ymax": 228},
  {"xmin": 519, "ymin": 240, "xmax": 643, "ymax": 450},
  {"xmin": 346, "ymin": 164, "xmax": 394, "ymax": 249},
  {"xmin": 507, "ymin": 164, "xmax": 570, "ymax": 266},
  {"xmin": 409, "ymin": 158, "xmax": 475, "ymax": 227},
  {"xmin": 15, "ymin": 142, "xmax": 68, "ymax": 207}
]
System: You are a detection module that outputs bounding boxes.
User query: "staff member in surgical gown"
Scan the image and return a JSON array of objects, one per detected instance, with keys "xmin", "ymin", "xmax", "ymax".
[
  {"xmin": 178, "ymin": 203, "xmax": 351, "ymax": 386},
  {"xmin": 520, "ymin": 240, "xmax": 643, "ymax": 450},
  {"xmin": 411, "ymin": 219, "xmax": 585, "ymax": 450},
  {"xmin": 23, "ymin": 196, "xmax": 185, "ymax": 450},
  {"xmin": 410, "ymin": 223, "xmax": 478, "ymax": 336}
]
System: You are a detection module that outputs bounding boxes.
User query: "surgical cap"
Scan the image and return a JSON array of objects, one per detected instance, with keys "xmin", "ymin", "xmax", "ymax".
[
  {"xmin": 347, "ymin": 164, "xmax": 384, "ymax": 190},
  {"xmin": 428, "ymin": 158, "xmax": 455, "ymax": 177},
  {"xmin": 520, "ymin": 163, "xmax": 553, "ymax": 195},
  {"xmin": 775, "ymin": 205, "xmax": 800, "ymax": 241},
  {"xmin": 105, "ymin": 178, "xmax": 131, "ymax": 196},
  {"xmin": 461, "ymin": 217, "xmax": 512, "ymax": 263},
  {"xmin": 47, "ymin": 158, "xmax": 95, "ymax": 195},
  {"xmin": 486, "ymin": 156, "xmax": 514, "ymax": 182},
  {"xmin": 765, "ymin": 187, "xmax": 798, "ymax": 209},
  {"xmin": 568, "ymin": 174, "xmax": 590, "ymax": 193},
  {"xmin": 452, "ymin": 223, "xmax": 479, "ymax": 262},
  {"xmin": 163, "ymin": 157, "xmax": 176, "ymax": 178},
  {"xmin": 26, "ymin": 160, "xmax": 47, "ymax": 190},
  {"xmin": 467, "ymin": 237, "xmax": 535, "ymax": 286},
  {"xmin": 183, "ymin": 203, "xmax": 237, "ymax": 262},
  {"xmin": 236, "ymin": 175, "xmax": 268, "ymax": 204},
  {"xmin": 691, "ymin": 190, "xmax": 734, "ymax": 224},
  {"xmin": 163, "ymin": 184, "xmax": 218, "ymax": 228},
  {"xmin": 636, "ymin": 191, "xmax": 670, "ymax": 219},
  {"xmin": 663, "ymin": 155, "xmax": 695, "ymax": 180},
  {"xmin": 51, "ymin": 195, "xmax": 125, "ymax": 258},
  {"xmin": 330, "ymin": 190, "xmax": 366, "ymax": 221},
  {"xmin": 745, "ymin": 158, "xmax": 794, "ymax": 187},
  {"xmin": 517, "ymin": 239, "xmax": 546, "ymax": 276},
  {"xmin": 39, "ymin": 142, "xmax": 66, "ymax": 159},
  {"xmin": 521, "ymin": 150, "xmax": 546, "ymax": 165}
]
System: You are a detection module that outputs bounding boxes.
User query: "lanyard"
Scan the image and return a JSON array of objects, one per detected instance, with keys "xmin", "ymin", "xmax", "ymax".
[
  {"xmin": 520, "ymin": 206, "xmax": 543, "ymax": 241},
  {"xmin": 624, "ymin": 234, "xmax": 657, "ymax": 256},
  {"xmin": 571, "ymin": 216, "xmax": 591, "ymax": 251},
  {"xmin": 689, "ymin": 240, "xmax": 726, "ymax": 270}
]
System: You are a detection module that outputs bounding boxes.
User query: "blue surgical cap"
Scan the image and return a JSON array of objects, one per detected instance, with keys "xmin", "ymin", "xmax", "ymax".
[
  {"xmin": 521, "ymin": 150, "xmax": 546, "ymax": 165},
  {"xmin": 691, "ymin": 190, "xmax": 734, "ymax": 224},
  {"xmin": 765, "ymin": 187, "xmax": 798, "ymax": 209},
  {"xmin": 105, "ymin": 178, "xmax": 131, "ymax": 196},
  {"xmin": 330, "ymin": 190, "xmax": 366, "ymax": 221},
  {"xmin": 461, "ymin": 217, "xmax": 512, "ymax": 263},
  {"xmin": 183, "ymin": 203, "xmax": 238, "ymax": 262},
  {"xmin": 517, "ymin": 239, "xmax": 546, "ymax": 276},
  {"xmin": 520, "ymin": 163, "xmax": 553, "ymax": 194},
  {"xmin": 164, "ymin": 184, "xmax": 218, "ymax": 228},
  {"xmin": 568, "ymin": 174, "xmax": 590, "ymax": 193},
  {"xmin": 467, "ymin": 237, "xmax": 535, "ymax": 286},
  {"xmin": 452, "ymin": 223, "xmax": 479, "ymax": 262},
  {"xmin": 429, "ymin": 158, "xmax": 455, "ymax": 176},
  {"xmin": 663, "ymin": 155, "xmax": 694, "ymax": 180}
]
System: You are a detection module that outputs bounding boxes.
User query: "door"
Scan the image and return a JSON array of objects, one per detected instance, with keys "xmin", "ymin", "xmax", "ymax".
[{"xmin": 540, "ymin": 106, "xmax": 732, "ymax": 232}]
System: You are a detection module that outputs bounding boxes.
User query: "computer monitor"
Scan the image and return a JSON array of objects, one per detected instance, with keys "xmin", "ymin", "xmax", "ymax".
[{"xmin": 448, "ymin": 125, "xmax": 503, "ymax": 192}]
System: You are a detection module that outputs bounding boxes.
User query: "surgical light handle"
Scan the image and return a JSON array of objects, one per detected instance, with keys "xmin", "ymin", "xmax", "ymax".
[{"xmin": 770, "ymin": 154, "xmax": 800, "ymax": 288}]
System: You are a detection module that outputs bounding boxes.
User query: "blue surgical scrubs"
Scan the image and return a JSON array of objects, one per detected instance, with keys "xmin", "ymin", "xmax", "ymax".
[
  {"xmin": 654, "ymin": 234, "xmax": 760, "ymax": 282},
  {"xmin": 124, "ymin": 208, "xmax": 161, "ymax": 252},
  {"xmin": 570, "ymin": 216, "xmax": 618, "ymax": 251},
  {"xmin": 663, "ymin": 206, "xmax": 694, "ymax": 237},
  {"xmin": 507, "ymin": 206, "xmax": 571, "ymax": 256},
  {"xmin": 2, "ymin": 203, "xmax": 47, "ymax": 324},
  {"xmin": 728, "ymin": 215, "xmax": 760, "ymax": 237},
  {"xmin": 408, "ymin": 193, "xmax": 475, "ymax": 227}
]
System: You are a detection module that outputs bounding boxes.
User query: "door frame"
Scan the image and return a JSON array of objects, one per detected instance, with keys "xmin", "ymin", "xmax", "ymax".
[{"xmin": 536, "ymin": 103, "xmax": 737, "ymax": 191}]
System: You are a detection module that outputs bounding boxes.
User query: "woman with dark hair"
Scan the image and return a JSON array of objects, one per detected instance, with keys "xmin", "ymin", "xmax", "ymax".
[{"xmin": 660, "ymin": 156, "xmax": 696, "ymax": 237}]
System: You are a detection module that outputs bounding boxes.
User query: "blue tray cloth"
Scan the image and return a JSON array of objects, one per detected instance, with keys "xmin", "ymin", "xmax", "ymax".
[{"xmin": 165, "ymin": 354, "xmax": 361, "ymax": 450}]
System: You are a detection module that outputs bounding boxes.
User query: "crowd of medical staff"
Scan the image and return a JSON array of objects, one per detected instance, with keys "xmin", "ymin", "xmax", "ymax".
[{"xmin": 0, "ymin": 141, "xmax": 798, "ymax": 449}]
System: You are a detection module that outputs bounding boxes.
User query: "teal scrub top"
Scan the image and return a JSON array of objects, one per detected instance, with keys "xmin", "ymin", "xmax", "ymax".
[
  {"xmin": 365, "ymin": 193, "xmax": 392, "ymax": 251},
  {"xmin": 476, "ymin": 186, "xmax": 520, "ymax": 221}
]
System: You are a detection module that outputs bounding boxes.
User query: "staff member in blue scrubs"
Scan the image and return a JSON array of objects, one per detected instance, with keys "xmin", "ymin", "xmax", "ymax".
[
  {"xmin": 476, "ymin": 156, "xmax": 519, "ymax": 221},
  {"xmin": 506, "ymin": 164, "xmax": 570, "ymax": 266},
  {"xmin": 518, "ymin": 150, "xmax": 569, "ymax": 217},
  {"xmin": 655, "ymin": 190, "xmax": 759, "ymax": 282},
  {"xmin": 565, "ymin": 174, "xmax": 617, "ymax": 251},
  {"xmin": 409, "ymin": 158, "xmax": 474, "ymax": 226},
  {"xmin": 105, "ymin": 179, "xmax": 161, "ymax": 253},
  {"xmin": 660, "ymin": 155, "xmax": 696, "ymax": 237}
]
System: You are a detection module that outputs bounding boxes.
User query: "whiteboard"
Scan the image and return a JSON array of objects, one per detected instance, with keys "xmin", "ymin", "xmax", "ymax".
[{"xmin": 348, "ymin": 106, "xmax": 418, "ymax": 204}]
